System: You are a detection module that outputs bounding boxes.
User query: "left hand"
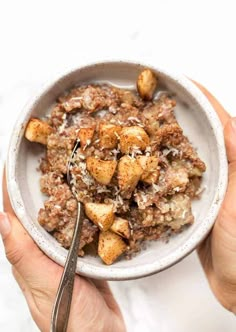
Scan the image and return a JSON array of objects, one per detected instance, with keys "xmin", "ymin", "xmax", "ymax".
[{"xmin": 0, "ymin": 172, "xmax": 126, "ymax": 332}]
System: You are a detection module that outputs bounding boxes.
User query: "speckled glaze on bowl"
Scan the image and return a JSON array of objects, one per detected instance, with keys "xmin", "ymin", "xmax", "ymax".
[{"xmin": 6, "ymin": 61, "xmax": 228, "ymax": 280}]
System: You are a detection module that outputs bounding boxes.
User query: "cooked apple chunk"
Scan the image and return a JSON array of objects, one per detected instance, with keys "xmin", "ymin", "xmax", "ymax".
[
  {"xmin": 137, "ymin": 156, "xmax": 159, "ymax": 184},
  {"xmin": 86, "ymin": 157, "xmax": 117, "ymax": 185},
  {"xmin": 110, "ymin": 217, "xmax": 130, "ymax": 239},
  {"xmin": 118, "ymin": 156, "xmax": 143, "ymax": 196},
  {"xmin": 165, "ymin": 167, "xmax": 189, "ymax": 193},
  {"xmin": 25, "ymin": 118, "xmax": 53, "ymax": 145},
  {"xmin": 98, "ymin": 230, "xmax": 127, "ymax": 265},
  {"xmin": 84, "ymin": 203, "xmax": 114, "ymax": 231},
  {"xmin": 137, "ymin": 68, "xmax": 157, "ymax": 100},
  {"xmin": 120, "ymin": 126, "xmax": 150, "ymax": 154},
  {"xmin": 188, "ymin": 166, "xmax": 204, "ymax": 177},
  {"xmin": 78, "ymin": 127, "xmax": 95, "ymax": 149},
  {"xmin": 99, "ymin": 124, "xmax": 122, "ymax": 149}
]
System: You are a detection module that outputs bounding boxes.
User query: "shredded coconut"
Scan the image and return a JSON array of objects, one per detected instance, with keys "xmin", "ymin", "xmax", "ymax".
[
  {"xmin": 152, "ymin": 184, "xmax": 161, "ymax": 193},
  {"xmin": 195, "ymin": 185, "xmax": 206, "ymax": 196},
  {"xmin": 162, "ymin": 147, "xmax": 179, "ymax": 157},
  {"xmin": 130, "ymin": 146, "xmax": 142, "ymax": 158}
]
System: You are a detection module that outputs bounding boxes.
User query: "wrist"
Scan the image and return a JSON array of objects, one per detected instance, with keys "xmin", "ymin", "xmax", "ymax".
[{"xmin": 212, "ymin": 277, "xmax": 236, "ymax": 314}]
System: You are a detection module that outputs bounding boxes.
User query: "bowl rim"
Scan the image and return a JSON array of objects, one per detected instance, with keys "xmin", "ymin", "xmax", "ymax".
[{"xmin": 6, "ymin": 60, "xmax": 228, "ymax": 280}]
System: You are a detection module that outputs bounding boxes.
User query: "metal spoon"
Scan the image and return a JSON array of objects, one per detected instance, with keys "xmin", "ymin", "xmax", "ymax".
[{"xmin": 51, "ymin": 139, "xmax": 83, "ymax": 332}]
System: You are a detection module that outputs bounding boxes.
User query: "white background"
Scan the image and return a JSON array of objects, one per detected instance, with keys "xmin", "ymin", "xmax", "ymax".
[{"xmin": 0, "ymin": 1, "xmax": 236, "ymax": 331}]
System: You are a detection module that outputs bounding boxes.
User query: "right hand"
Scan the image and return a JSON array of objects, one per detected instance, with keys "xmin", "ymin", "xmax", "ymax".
[{"xmin": 196, "ymin": 82, "xmax": 236, "ymax": 314}]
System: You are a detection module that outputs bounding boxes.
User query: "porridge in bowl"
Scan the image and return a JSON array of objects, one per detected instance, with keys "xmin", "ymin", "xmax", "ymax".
[{"xmin": 25, "ymin": 69, "xmax": 206, "ymax": 265}]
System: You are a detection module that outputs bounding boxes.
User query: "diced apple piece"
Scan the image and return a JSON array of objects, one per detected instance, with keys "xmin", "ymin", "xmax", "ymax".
[
  {"xmin": 110, "ymin": 217, "xmax": 130, "ymax": 239},
  {"xmin": 118, "ymin": 156, "xmax": 143, "ymax": 196},
  {"xmin": 25, "ymin": 118, "xmax": 53, "ymax": 145},
  {"xmin": 120, "ymin": 126, "xmax": 150, "ymax": 154},
  {"xmin": 99, "ymin": 124, "xmax": 122, "ymax": 149},
  {"xmin": 188, "ymin": 166, "xmax": 203, "ymax": 177},
  {"xmin": 137, "ymin": 69, "xmax": 158, "ymax": 100},
  {"xmin": 84, "ymin": 203, "xmax": 114, "ymax": 231},
  {"xmin": 98, "ymin": 230, "xmax": 127, "ymax": 265},
  {"xmin": 86, "ymin": 157, "xmax": 117, "ymax": 185},
  {"xmin": 137, "ymin": 156, "xmax": 159, "ymax": 184},
  {"xmin": 78, "ymin": 127, "xmax": 95, "ymax": 149},
  {"xmin": 165, "ymin": 167, "xmax": 189, "ymax": 193}
]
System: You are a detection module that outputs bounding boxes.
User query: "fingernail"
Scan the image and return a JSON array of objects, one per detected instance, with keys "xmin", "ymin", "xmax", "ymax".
[
  {"xmin": 231, "ymin": 117, "xmax": 236, "ymax": 132},
  {"xmin": 0, "ymin": 212, "xmax": 11, "ymax": 239}
]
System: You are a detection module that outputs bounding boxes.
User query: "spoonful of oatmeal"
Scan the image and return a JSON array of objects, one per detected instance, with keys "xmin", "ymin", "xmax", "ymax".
[{"xmin": 50, "ymin": 138, "xmax": 84, "ymax": 332}]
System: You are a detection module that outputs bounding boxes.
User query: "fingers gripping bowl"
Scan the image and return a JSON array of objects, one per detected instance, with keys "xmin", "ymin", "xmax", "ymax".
[{"xmin": 7, "ymin": 61, "xmax": 228, "ymax": 280}]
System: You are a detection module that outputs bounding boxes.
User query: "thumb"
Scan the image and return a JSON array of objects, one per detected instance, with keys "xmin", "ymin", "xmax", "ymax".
[
  {"xmin": 212, "ymin": 117, "xmax": 236, "ymax": 287},
  {"xmin": 225, "ymin": 117, "xmax": 236, "ymax": 164},
  {"xmin": 1, "ymin": 169, "xmax": 45, "ymax": 274},
  {"xmin": 1, "ymin": 172, "xmax": 63, "ymax": 297},
  {"xmin": 0, "ymin": 210, "xmax": 62, "ymax": 298},
  {"xmin": 1, "ymin": 172, "xmax": 58, "ymax": 286},
  {"xmin": 217, "ymin": 117, "xmax": 236, "ymax": 236},
  {"xmin": 0, "ymin": 211, "xmax": 45, "ymax": 275},
  {"xmin": 222, "ymin": 117, "xmax": 236, "ymax": 218},
  {"xmin": 0, "ymin": 169, "xmax": 45, "ymax": 305},
  {"xmin": 1, "ymin": 170, "xmax": 65, "ymax": 298}
]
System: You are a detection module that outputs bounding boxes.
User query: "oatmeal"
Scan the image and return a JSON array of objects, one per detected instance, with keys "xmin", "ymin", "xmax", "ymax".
[{"xmin": 25, "ymin": 69, "xmax": 206, "ymax": 265}]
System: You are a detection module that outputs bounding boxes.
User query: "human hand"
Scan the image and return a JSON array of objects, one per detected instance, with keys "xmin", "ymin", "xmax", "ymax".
[
  {"xmin": 0, "ymin": 173, "xmax": 126, "ymax": 332},
  {"xmin": 196, "ymin": 83, "xmax": 236, "ymax": 314}
]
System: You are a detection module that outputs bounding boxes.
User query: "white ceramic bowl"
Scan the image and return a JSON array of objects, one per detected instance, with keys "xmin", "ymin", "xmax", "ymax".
[{"xmin": 6, "ymin": 61, "xmax": 228, "ymax": 280}]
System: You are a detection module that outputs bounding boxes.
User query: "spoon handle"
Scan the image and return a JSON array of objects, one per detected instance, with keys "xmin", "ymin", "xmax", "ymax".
[{"xmin": 50, "ymin": 202, "xmax": 83, "ymax": 332}]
